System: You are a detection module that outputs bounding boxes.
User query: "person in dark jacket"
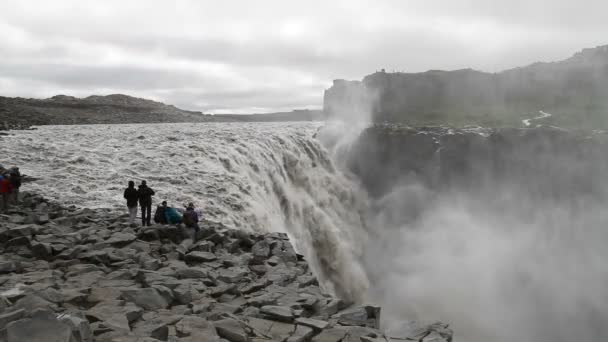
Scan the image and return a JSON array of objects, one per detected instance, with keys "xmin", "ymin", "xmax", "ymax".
[
  {"xmin": 138, "ymin": 180, "xmax": 155, "ymax": 226},
  {"xmin": 123, "ymin": 181, "xmax": 139, "ymax": 225},
  {"xmin": 8, "ymin": 168, "xmax": 21, "ymax": 204},
  {"xmin": 154, "ymin": 201, "xmax": 168, "ymax": 224}
]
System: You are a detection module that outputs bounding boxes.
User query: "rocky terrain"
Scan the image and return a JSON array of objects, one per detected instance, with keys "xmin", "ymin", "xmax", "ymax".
[
  {"xmin": 0, "ymin": 191, "xmax": 453, "ymax": 342},
  {"xmin": 0, "ymin": 95, "xmax": 322, "ymax": 130},
  {"xmin": 324, "ymin": 45, "xmax": 608, "ymax": 128}
]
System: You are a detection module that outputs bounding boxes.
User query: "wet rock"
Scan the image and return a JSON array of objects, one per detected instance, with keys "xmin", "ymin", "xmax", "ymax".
[{"xmin": 251, "ymin": 240, "xmax": 270, "ymax": 262}]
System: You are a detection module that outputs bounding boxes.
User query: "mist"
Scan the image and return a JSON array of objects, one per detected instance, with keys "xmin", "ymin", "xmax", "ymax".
[{"xmin": 317, "ymin": 120, "xmax": 608, "ymax": 341}]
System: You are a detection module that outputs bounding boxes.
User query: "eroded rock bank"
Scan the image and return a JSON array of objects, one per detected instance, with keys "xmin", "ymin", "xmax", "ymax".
[{"xmin": 0, "ymin": 192, "xmax": 453, "ymax": 342}]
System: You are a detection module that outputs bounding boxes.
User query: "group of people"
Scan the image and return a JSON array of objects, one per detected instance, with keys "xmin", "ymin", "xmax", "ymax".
[
  {"xmin": 123, "ymin": 180, "xmax": 200, "ymax": 231},
  {"xmin": 0, "ymin": 165, "xmax": 21, "ymax": 213}
]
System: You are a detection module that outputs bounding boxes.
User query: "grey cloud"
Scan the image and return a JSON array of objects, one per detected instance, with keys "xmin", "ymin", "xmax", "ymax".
[{"xmin": 1, "ymin": 0, "xmax": 608, "ymax": 112}]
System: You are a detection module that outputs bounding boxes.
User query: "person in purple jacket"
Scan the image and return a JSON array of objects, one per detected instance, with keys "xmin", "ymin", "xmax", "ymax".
[{"xmin": 182, "ymin": 202, "xmax": 200, "ymax": 232}]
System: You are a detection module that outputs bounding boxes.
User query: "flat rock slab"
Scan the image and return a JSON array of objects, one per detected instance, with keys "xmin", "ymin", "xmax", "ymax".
[
  {"xmin": 261, "ymin": 305, "xmax": 295, "ymax": 322},
  {"xmin": 214, "ymin": 318, "xmax": 248, "ymax": 342}
]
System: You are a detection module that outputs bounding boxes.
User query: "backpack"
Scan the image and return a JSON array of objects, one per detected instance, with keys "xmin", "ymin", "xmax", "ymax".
[{"xmin": 183, "ymin": 211, "xmax": 194, "ymax": 226}]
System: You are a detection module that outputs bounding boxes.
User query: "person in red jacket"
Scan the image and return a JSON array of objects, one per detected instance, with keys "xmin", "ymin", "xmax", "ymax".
[{"xmin": 0, "ymin": 173, "xmax": 13, "ymax": 212}]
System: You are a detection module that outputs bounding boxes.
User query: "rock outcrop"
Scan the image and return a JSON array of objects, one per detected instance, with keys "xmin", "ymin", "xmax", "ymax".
[
  {"xmin": 0, "ymin": 192, "xmax": 453, "ymax": 341},
  {"xmin": 324, "ymin": 45, "xmax": 608, "ymax": 128}
]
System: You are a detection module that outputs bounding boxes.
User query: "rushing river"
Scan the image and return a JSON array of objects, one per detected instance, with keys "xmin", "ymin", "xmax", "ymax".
[{"xmin": 2, "ymin": 122, "xmax": 608, "ymax": 342}]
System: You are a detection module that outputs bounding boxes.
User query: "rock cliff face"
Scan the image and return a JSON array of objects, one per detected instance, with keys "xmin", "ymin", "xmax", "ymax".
[
  {"xmin": 324, "ymin": 45, "xmax": 608, "ymax": 128},
  {"xmin": 345, "ymin": 125, "xmax": 608, "ymax": 199}
]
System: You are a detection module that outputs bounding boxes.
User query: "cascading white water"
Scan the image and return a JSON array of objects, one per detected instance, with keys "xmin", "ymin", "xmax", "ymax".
[{"xmin": 0, "ymin": 122, "xmax": 371, "ymax": 302}]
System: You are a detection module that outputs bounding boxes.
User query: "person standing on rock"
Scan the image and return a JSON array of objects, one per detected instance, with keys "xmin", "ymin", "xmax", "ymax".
[
  {"xmin": 0, "ymin": 173, "xmax": 12, "ymax": 213},
  {"xmin": 8, "ymin": 167, "xmax": 21, "ymax": 204},
  {"xmin": 137, "ymin": 180, "xmax": 155, "ymax": 226},
  {"xmin": 123, "ymin": 181, "xmax": 139, "ymax": 225},
  {"xmin": 182, "ymin": 202, "xmax": 200, "ymax": 232}
]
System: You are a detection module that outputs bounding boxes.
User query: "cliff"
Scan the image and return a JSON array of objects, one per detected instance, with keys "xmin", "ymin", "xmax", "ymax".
[{"xmin": 324, "ymin": 45, "xmax": 608, "ymax": 128}]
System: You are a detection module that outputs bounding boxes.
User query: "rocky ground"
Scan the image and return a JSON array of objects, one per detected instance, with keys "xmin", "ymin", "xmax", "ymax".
[{"xmin": 0, "ymin": 192, "xmax": 453, "ymax": 342}]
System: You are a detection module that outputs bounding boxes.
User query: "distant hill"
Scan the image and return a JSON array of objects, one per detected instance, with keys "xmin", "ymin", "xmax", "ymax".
[
  {"xmin": 324, "ymin": 45, "xmax": 608, "ymax": 128},
  {"xmin": 0, "ymin": 94, "xmax": 321, "ymax": 129}
]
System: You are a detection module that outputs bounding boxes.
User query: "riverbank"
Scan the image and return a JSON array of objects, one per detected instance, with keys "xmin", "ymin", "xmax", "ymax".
[{"xmin": 0, "ymin": 191, "xmax": 453, "ymax": 342}]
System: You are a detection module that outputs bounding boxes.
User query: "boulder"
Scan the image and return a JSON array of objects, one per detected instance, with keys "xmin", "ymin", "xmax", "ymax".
[
  {"xmin": 121, "ymin": 288, "xmax": 171, "ymax": 310},
  {"xmin": 6, "ymin": 314, "xmax": 72, "ymax": 342},
  {"xmin": 333, "ymin": 305, "xmax": 380, "ymax": 329},
  {"xmin": 86, "ymin": 304, "xmax": 131, "ymax": 332},
  {"xmin": 214, "ymin": 318, "xmax": 249, "ymax": 342},
  {"xmin": 175, "ymin": 316, "xmax": 219, "ymax": 341},
  {"xmin": 246, "ymin": 317, "xmax": 294, "ymax": 340},
  {"xmin": 251, "ymin": 240, "xmax": 270, "ymax": 261},
  {"xmin": 287, "ymin": 324, "xmax": 315, "ymax": 342},
  {"xmin": 185, "ymin": 251, "xmax": 218, "ymax": 263}
]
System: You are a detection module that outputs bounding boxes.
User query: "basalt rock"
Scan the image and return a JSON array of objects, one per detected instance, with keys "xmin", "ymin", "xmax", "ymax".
[{"xmin": 0, "ymin": 191, "xmax": 454, "ymax": 342}]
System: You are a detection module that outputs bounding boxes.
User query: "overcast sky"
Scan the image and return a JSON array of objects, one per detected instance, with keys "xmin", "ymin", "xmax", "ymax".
[{"xmin": 1, "ymin": 1, "xmax": 607, "ymax": 113}]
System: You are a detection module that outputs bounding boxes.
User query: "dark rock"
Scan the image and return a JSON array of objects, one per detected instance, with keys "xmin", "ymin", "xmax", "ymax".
[
  {"xmin": 30, "ymin": 241, "xmax": 53, "ymax": 259},
  {"xmin": 251, "ymin": 240, "xmax": 270, "ymax": 262}
]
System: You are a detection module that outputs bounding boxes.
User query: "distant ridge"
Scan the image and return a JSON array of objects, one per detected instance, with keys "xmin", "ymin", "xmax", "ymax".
[
  {"xmin": 0, "ymin": 94, "xmax": 321, "ymax": 130},
  {"xmin": 324, "ymin": 44, "xmax": 608, "ymax": 128}
]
